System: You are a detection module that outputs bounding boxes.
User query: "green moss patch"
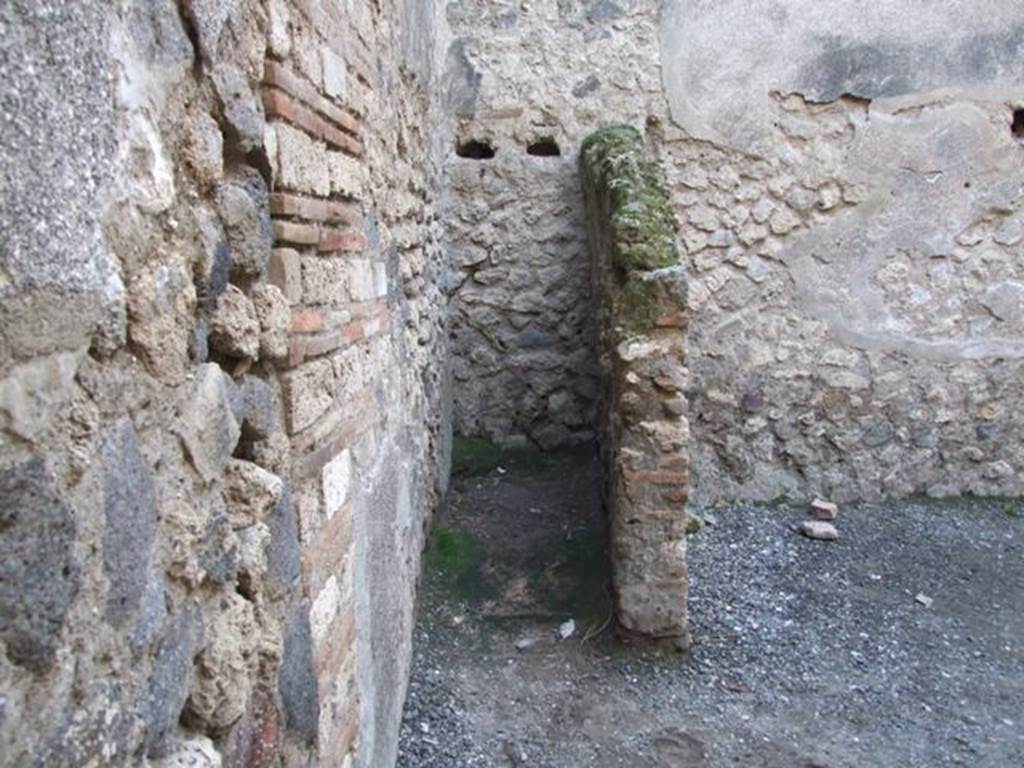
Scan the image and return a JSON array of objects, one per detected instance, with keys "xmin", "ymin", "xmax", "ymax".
[
  {"xmin": 618, "ymin": 275, "xmax": 663, "ymax": 337},
  {"xmin": 581, "ymin": 125, "xmax": 679, "ymax": 273},
  {"xmin": 429, "ymin": 526, "xmax": 493, "ymax": 601}
]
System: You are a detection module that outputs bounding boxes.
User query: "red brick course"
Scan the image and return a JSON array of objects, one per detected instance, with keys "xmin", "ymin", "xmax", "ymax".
[
  {"xmin": 263, "ymin": 88, "xmax": 363, "ymax": 156},
  {"xmin": 270, "ymin": 193, "xmax": 362, "ymax": 227},
  {"xmin": 273, "ymin": 217, "xmax": 365, "ymax": 254},
  {"xmin": 290, "ymin": 310, "xmax": 325, "ymax": 333},
  {"xmin": 263, "ymin": 60, "xmax": 362, "ymax": 137}
]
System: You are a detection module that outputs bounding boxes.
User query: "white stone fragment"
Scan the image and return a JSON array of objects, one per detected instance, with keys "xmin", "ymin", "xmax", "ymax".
[
  {"xmin": 558, "ymin": 619, "xmax": 576, "ymax": 640},
  {"xmin": 810, "ymin": 498, "xmax": 839, "ymax": 521},
  {"xmin": 799, "ymin": 521, "xmax": 838, "ymax": 541},
  {"xmin": 323, "ymin": 449, "xmax": 352, "ymax": 519},
  {"xmin": 310, "ymin": 575, "xmax": 341, "ymax": 645},
  {"xmin": 322, "ymin": 47, "xmax": 348, "ymax": 100}
]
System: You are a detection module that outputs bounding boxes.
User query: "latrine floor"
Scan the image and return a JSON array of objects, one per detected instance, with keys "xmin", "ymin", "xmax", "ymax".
[{"xmin": 397, "ymin": 448, "xmax": 1023, "ymax": 768}]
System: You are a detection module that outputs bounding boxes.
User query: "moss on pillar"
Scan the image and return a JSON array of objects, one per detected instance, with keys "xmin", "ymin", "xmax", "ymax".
[{"xmin": 580, "ymin": 125, "xmax": 679, "ymax": 274}]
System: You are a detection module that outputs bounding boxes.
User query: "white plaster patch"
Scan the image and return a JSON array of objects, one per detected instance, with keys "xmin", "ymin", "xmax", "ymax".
[
  {"xmin": 322, "ymin": 448, "xmax": 352, "ymax": 519},
  {"xmin": 309, "ymin": 575, "xmax": 340, "ymax": 646},
  {"xmin": 348, "ymin": 259, "xmax": 376, "ymax": 302},
  {"xmin": 322, "ymin": 47, "xmax": 348, "ymax": 101},
  {"xmin": 373, "ymin": 262, "xmax": 388, "ymax": 298}
]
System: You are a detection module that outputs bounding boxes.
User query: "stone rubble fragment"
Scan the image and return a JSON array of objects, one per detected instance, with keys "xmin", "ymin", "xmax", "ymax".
[
  {"xmin": 558, "ymin": 619, "xmax": 576, "ymax": 640},
  {"xmin": 148, "ymin": 735, "xmax": 223, "ymax": 768},
  {"xmin": 800, "ymin": 521, "xmax": 839, "ymax": 541},
  {"xmin": 208, "ymin": 285, "xmax": 260, "ymax": 360},
  {"xmin": 811, "ymin": 498, "xmax": 839, "ymax": 521},
  {"xmin": 222, "ymin": 459, "xmax": 284, "ymax": 529},
  {"xmin": 250, "ymin": 283, "xmax": 289, "ymax": 360}
]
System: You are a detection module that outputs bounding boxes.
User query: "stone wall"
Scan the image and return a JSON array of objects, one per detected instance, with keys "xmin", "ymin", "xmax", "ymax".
[
  {"xmin": 659, "ymin": 0, "xmax": 1024, "ymax": 505},
  {"xmin": 3, "ymin": 1, "xmax": 1024, "ymax": 766},
  {"xmin": 581, "ymin": 126, "xmax": 690, "ymax": 643},
  {"xmin": 442, "ymin": 0, "xmax": 667, "ymax": 449},
  {"xmin": 0, "ymin": 2, "xmax": 449, "ymax": 766}
]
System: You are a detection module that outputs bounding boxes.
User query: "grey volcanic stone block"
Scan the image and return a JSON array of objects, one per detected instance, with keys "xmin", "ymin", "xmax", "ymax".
[
  {"xmin": 141, "ymin": 607, "xmax": 205, "ymax": 758},
  {"xmin": 130, "ymin": 568, "xmax": 168, "ymax": 655},
  {"xmin": 217, "ymin": 171, "xmax": 273, "ymax": 280},
  {"xmin": 176, "ymin": 363, "xmax": 242, "ymax": 482},
  {"xmin": 182, "ymin": 0, "xmax": 241, "ymax": 63},
  {"xmin": 102, "ymin": 420, "xmax": 158, "ymax": 625},
  {"xmin": 128, "ymin": 0, "xmax": 194, "ymax": 76},
  {"xmin": 212, "ymin": 64, "xmax": 265, "ymax": 154},
  {"xmin": 0, "ymin": 458, "xmax": 80, "ymax": 674},
  {"xmin": 240, "ymin": 374, "xmax": 280, "ymax": 441},
  {"xmin": 278, "ymin": 603, "xmax": 319, "ymax": 743},
  {"xmin": 198, "ymin": 500, "xmax": 240, "ymax": 587},
  {"xmin": 587, "ymin": 0, "xmax": 624, "ymax": 24},
  {"xmin": 265, "ymin": 487, "xmax": 301, "ymax": 601},
  {"xmin": 196, "ymin": 208, "xmax": 232, "ymax": 311}
]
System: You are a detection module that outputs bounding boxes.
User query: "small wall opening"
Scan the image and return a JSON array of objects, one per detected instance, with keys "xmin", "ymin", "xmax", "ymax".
[
  {"xmin": 527, "ymin": 137, "xmax": 561, "ymax": 157},
  {"xmin": 456, "ymin": 139, "xmax": 496, "ymax": 159},
  {"xmin": 1013, "ymin": 109, "xmax": 1024, "ymax": 140}
]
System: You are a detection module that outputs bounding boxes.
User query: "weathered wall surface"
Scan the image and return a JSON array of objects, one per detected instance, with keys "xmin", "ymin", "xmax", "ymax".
[
  {"xmin": 443, "ymin": 0, "xmax": 668, "ymax": 449},
  {"xmin": 3, "ymin": 0, "xmax": 1023, "ymax": 765},
  {"xmin": 660, "ymin": 0, "xmax": 1024, "ymax": 505},
  {"xmin": 0, "ymin": 1, "xmax": 449, "ymax": 767}
]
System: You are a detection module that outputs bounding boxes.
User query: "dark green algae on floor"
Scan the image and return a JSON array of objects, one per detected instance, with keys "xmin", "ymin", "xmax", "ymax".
[{"xmin": 425, "ymin": 438, "xmax": 610, "ymax": 634}]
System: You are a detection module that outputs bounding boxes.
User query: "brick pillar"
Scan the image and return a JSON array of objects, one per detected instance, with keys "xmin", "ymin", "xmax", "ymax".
[{"xmin": 581, "ymin": 125, "xmax": 690, "ymax": 644}]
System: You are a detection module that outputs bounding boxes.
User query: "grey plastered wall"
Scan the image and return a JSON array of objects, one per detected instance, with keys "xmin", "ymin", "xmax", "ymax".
[
  {"xmin": 352, "ymin": 2, "xmax": 453, "ymax": 767},
  {"xmin": 659, "ymin": 0, "xmax": 1024, "ymax": 504}
]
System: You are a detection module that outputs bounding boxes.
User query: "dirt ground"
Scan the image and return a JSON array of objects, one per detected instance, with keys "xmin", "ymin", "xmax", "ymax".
[{"xmin": 396, "ymin": 443, "xmax": 1024, "ymax": 768}]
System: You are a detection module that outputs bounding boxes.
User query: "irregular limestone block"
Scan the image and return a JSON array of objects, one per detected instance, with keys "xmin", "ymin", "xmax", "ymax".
[
  {"xmin": 251, "ymin": 283, "xmax": 289, "ymax": 360},
  {"xmin": 209, "ymin": 284, "xmax": 260, "ymax": 360},
  {"xmin": 187, "ymin": 594, "xmax": 256, "ymax": 733},
  {"xmin": 223, "ymin": 459, "xmax": 284, "ymax": 529},
  {"xmin": 148, "ymin": 735, "xmax": 223, "ymax": 768},
  {"xmin": 0, "ymin": 351, "xmax": 81, "ymax": 441},
  {"xmin": 184, "ymin": 112, "xmax": 224, "ymax": 189},
  {"xmin": 127, "ymin": 259, "xmax": 198, "ymax": 384}
]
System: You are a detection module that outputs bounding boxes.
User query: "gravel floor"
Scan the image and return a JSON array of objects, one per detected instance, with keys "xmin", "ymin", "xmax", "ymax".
[{"xmin": 397, "ymin": 446, "xmax": 1024, "ymax": 768}]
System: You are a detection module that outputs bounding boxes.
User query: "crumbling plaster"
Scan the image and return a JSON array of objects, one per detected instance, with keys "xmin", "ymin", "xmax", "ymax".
[{"xmin": 659, "ymin": 0, "xmax": 1024, "ymax": 504}]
